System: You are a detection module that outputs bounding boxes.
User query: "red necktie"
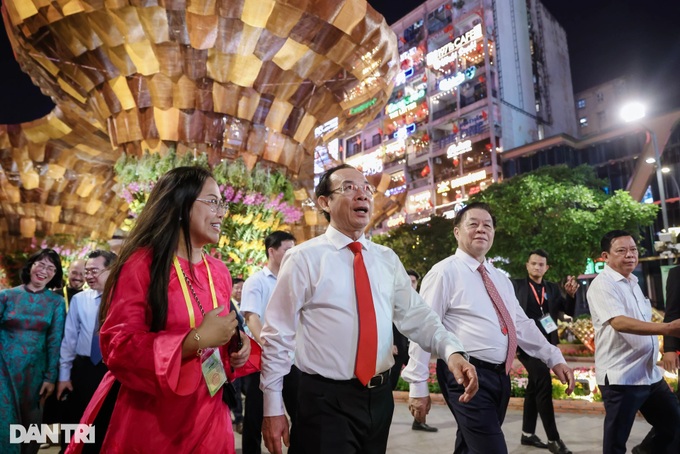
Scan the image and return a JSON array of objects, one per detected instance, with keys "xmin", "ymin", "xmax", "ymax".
[
  {"xmin": 348, "ymin": 241, "xmax": 378, "ymax": 385},
  {"xmin": 478, "ymin": 264, "xmax": 517, "ymax": 374}
]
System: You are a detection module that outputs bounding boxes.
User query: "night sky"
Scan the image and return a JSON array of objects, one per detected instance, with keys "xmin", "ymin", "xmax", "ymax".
[{"xmin": 1, "ymin": 0, "xmax": 679, "ymax": 124}]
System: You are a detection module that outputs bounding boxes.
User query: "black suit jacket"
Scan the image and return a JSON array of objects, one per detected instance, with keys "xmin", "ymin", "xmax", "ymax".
[
  {"xmin": 512, "ymin": 277, "xmax": 575, "ymax": 345},
  {"xmin": 663, "ymin": 266, "xmax": 680, "ymax": 352}
]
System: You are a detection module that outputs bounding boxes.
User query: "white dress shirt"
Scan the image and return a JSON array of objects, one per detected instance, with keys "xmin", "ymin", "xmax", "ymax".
[
  {"xmin": 58, "ymin": 289, "xmax": 102, "ymax": 381},
  {"xmin": 402, "ymin": 249, "xmax": 565, "ymax": 397},
  {"xmin": 240, "ymin": 266, "xmax": 277, "ymax": 320},
  {"xmin": 260, "ymin": 226, "xmax": 465, "ymax": 416},
  {"xmin": 587, "ymin": 264, "xmax": 662, "ymax": 385}
]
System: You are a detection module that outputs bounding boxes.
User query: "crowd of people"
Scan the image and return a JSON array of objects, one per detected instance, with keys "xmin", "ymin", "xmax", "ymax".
[{"xmin": 1, "ymin": 163, "xmax": 679, "ymax": 454}]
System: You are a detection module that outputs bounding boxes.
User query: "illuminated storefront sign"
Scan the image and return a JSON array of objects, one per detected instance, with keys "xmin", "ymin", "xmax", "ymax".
[
  {"xmin": 436, "ymin": 169, "xmax": 487, "ymax": 193},
  {"xmin": 455, "ymin": 112, "xmax": 488, "ymax": 138},
  {"xmin": 395, "ymin": 67, "xmax": 415, "ymax": 86},
  {"xmin": 426, "ymin": 24, "xmax": 483, "ymax": 70},
  {"xmin": 349, "ymin": 98, "xmax": 377, "ymax": 116},
  {"xmin": 346, "ymin": 149, "xmax": 383, "ymax": 176},
  {"xmin": 413, "ymin": 216, "xmax": 432, "ymax": 224},
  {"xmin": 385, "ymin": 184, "xmax": 407, "ymax": 197},
  {"xmin": 446, "ymin": 140, "xmax": 472, "ymax": 159},
  {"xmin": 314, "ymin": 117, "xmax": 338, "ymax": 138},
  {"xmin": 386, "ymin": 88, "xmax": 426, "ymax": 119},
  {"xmin": 438, "ymin": 66, "xmax": 476, "ymax": 91},
  {"xmin": 584, "ymin": 258, "xmax": 605, "ymax": 275},
  {"xmin": 394, "ymin": 123, "xmax": 416, "ymax": 140},
  {"xmin": 400, "ymin": 46, "xmax": 419, "ymax": 62},
  {"xmin": 386, "ymin": 215, "xmax": 406, "ymax": 228}
]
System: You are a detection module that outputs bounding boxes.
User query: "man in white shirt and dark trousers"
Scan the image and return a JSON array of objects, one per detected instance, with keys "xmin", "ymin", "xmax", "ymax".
[
  {"xmin": 56, "ymin": 250, "xmax": 116, "ymax": 452},
  {"xmin": 260, "ymin": 164, "xmax": 478, "ymax": 454},
  {"xmin": 587, "ymin": 230, "xmax": 680, "ymax": 454},
  {"xmin": 240, "ymin": 230, "xmax": 298, "ymax": 454},
  {"xmin": 403, "ymin": 202, "xmax": 575, "ymax": 454}
]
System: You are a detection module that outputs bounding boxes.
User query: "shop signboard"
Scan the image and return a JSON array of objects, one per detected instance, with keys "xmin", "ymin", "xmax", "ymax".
[{"xmin": 426, "ymin": 24, "xmax": 483, "ymax": 70}]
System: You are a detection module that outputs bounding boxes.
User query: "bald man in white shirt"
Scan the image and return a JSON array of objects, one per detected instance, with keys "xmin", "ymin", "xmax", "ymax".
[
  {"xmin": 259, "ymin": 164, "xmax": 478, "ymax": 454},
  {"xmin": 403, "ymin": 202, "xmax": 574, "ymax": 454}
]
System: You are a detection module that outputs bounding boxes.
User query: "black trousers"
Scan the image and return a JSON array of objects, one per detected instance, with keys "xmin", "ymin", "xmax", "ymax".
[
  {"xmin": 600, "ymin": 377, "xmax": 680, "ymax": 454},
  {"xmin": 231, "ymin": 377, "xmax": 243, "ymax": 423},
  {"xmin": 241, "ymin": 366, "xmax": 301, "ymax": 454},
  {"xmin": 517, "ymin": 350, "xmax": 560, "ymax": 440},
  {"xmin": 62, "ymin": 356, "xmax": 108, "ymax": 452},
  {"xmin": 437, "ymin": 358, "xmax": 510, "ymax": 454},
  {"xmin": 390, "ymin": 354, "xmax": 408, "ymax": 390},
  {"xmin": 292, "ymin": 372, "xmax": 394, "ymax": 454}
]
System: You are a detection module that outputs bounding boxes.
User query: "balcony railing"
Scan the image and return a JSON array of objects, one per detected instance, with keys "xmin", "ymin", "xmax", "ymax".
[{"xmin": 408, "ymin": 177, "xmax": 431, "ymax": 190}]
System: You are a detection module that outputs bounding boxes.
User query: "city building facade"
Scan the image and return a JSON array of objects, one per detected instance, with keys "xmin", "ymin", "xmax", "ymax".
[
  {"xmin": 318, "ymin": 0, "xmax": 577, "ymax": 232},
  {"xmin": 575, "ymin": 77, "xmax": 634, "ymax": 136}
]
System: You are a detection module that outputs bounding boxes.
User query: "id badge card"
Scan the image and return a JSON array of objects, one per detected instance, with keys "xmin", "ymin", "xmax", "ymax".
[
  {"xmin": 200, "ymin": 348, "xmax": 227, "ymax": 397},
  {"xmin": 539, "ymin": 314, "xmax": 558, "ymax": 334}
]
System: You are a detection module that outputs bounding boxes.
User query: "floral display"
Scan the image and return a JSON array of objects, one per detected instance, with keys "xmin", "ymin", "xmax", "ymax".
[{"xmin": 114, "ymin": 152, "xmax": 303, "ymax": 279}]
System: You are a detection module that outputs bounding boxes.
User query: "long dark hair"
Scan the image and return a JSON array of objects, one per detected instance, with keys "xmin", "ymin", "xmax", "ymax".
[
  {"xmin": 21, "ymin": 248, "xmax": 63, "ymax": 289},
  {"xmin": 100, "ymin": 166, "xmax": 213, "ymax": 332}
]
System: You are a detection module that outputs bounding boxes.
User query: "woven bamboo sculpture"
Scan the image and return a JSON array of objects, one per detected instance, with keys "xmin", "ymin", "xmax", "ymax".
[{"xmin": 0, "ymin": 0, "xmax": 398, "ymax": 251}]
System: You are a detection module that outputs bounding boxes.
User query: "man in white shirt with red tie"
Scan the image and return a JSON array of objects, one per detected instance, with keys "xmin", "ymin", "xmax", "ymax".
[
  {"xmin": 403, "ymin": 202, "xmax": 574, "ymax": 454},
  {"xmin": 259, "ymin": 164, "xmax": 479, "ymax": 454}
]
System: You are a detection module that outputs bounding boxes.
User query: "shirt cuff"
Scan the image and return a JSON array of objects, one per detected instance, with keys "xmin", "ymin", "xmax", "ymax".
[
  {"xmin": 263, "ymin": 390, "xmax": 285, "ymax": 417},
  {"xmin": 545, "ymin": 349, "xmax": 566, "ymax": 370},
  {"xmin": 59, "ymin": 365, "xmax": 71, "ymax": 382},
  {"xmin": 409, "ymin": 381, "xmax": 430, "ymax": 398}
]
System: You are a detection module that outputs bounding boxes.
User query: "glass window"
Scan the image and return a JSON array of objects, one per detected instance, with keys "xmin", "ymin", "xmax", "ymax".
[
  {"xmin": 596, "ymin": 92, "xmax": 604, "ymax": 102},
  {"xmin": 345, "ymin": 135, "xmax": 362, "ymax": 158},
  {"xmin": 577, "ymin": 99, "xmax": 586, "ymax": 109}
]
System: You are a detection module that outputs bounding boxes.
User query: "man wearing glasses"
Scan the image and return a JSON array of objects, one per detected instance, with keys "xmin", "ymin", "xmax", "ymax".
[
  {"xmin": 56, "ymin": 250, "xmax": 117, "ymax": 451},
  {"xmin": 259, "ymin": 164, "xmax": 478, "ymax": 454}
]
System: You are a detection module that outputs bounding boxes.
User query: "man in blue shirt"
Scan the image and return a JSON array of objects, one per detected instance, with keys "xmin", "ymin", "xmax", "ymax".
[
  {"xmin": 240, "ymin": 231, "xmax": 298, "ymax": 454},
  {"xmin": 56, "ymin": 250, "xmax": 117, "ymax": 450}
]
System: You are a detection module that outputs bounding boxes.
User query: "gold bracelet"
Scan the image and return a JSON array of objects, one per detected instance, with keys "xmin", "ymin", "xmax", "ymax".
[{"xmin": 193, "ymin": 329, "xmax": 203, "ymax": 357}]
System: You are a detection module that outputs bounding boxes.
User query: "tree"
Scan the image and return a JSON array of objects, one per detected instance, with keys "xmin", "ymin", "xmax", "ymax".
[
  {"xmin": 372, "ymin": 216, "xmax": 456, "ymax": 278},
  {"xmin": 468, "ymin": 164, "xmax": 658, "ymax": 280}
]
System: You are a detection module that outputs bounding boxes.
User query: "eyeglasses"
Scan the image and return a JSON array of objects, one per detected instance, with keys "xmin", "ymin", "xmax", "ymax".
[
  {"xmin": 84, "ymin": 268, "xmax": 107, "ymax": 277},
  {"xmin": 196, "ymin": 198, "xmax": 230, "ymax": 214},
  {"xmin": 33, "ymin": 262, "xmax": 57, "ymax": 274},
  {"xmin": 330, "ymin": 182, "xmax": 376, "ymax": 198}
]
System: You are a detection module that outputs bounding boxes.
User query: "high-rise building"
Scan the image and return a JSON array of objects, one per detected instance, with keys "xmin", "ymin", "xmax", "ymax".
[
  {"xmin": 574, "ymin": 77, "xmax": 633, "ymax": 136},
  {"xmin": 322, "ymin": 0, "xmax": 577, "ymax": 232}
]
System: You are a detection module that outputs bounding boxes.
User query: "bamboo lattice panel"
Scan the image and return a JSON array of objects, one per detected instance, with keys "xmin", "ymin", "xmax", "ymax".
[{"xmin": 0, "ymin": 0, "xmax": 398, "ymax": 251}]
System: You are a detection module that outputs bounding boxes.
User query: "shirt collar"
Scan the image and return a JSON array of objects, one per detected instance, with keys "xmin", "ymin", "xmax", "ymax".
[
  {"xmin": 262, "ymin": 266, "xmax": 275, "ymax": 279},
  {"xmin": 455, "ymin": 248, "xmax": 488, "ymax": 272},
  {"xmin": 325, "ymin": 225, "xmax": 368, "ymax": 251},
  {"xmin": 602, "ymin": 264, "xmax": 638, "ymax": 284}
]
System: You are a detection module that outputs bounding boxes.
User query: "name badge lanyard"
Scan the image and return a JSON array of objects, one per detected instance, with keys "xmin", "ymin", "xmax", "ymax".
[
  {"xmin": 173, "ymin": 255, "xmax": 219, "ymax": 329},
  {"xmin": 530, "ymin": 283, "xmax": 546, "ymax": 314}
]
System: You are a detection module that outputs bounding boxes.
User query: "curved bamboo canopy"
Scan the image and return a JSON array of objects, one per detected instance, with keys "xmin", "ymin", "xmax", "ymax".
[{"xmin": 0, "ymin": 0, "xmax": 398, "ymax": 252}]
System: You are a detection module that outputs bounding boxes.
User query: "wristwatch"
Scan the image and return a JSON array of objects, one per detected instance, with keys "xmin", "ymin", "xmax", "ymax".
[{"xmin": 454, "ymin": 351, "xmax": 470, "ymax": 361}]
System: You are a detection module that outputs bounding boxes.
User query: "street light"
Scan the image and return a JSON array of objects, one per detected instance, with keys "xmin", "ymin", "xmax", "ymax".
[{"xmin": 620, "ymin": 102, "xmax": 670, "ymax": 233}]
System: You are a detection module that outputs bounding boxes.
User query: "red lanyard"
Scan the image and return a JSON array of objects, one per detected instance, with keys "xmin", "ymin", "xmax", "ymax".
[{"xmin": 529, "ymin": 282, "xmax": 545, "ymax": 306}]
